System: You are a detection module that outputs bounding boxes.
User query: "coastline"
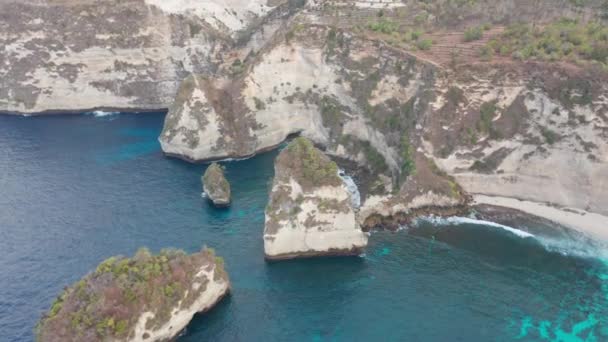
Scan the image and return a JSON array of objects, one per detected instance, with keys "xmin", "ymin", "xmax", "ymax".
[
  {"xmin": 0, "ymin": 107, "xmax": 168, "ymax": 116},
  {"xmin": 473, "ymin": 194, "xmax": 608, "ymax": 242}
]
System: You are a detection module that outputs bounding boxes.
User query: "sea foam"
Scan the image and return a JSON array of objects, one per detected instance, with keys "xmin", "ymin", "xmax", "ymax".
[
  {"xmin": 86, "ymin": 110, "xmax": 120, "ymax": 117},
  {"xmin": 338, "ymin": 169, "xmax": 361, "ymax": 208},
  {"xmin": 417, "ymin": 216, "xmax": 535, "ymax": 238},
  {"xmin": 418, "ymin": 215, "xmax": 608, "ymax": 259}
]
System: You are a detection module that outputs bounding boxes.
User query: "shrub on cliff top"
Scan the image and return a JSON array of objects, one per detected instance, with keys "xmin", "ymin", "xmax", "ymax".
[
  {"xmin": 36, "ymin": 247, "xmax": 227, "ymax": 342},
  {"xmin": 463, "ymin": 26, "xmax": 484, "ymax": 42}
]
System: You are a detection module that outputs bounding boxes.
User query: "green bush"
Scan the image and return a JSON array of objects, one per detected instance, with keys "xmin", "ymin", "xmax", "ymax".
[
  {"xmin": 540, "ymin": 127, "xmax": 560, "ymax": 144},
  {"xmin": 416, "ymin": 39, "xmax": 433, "ymax": 50},
  {"xmin": 286, "ymin": 137, "xmax": 340, "ymax": 186},
  {"xmin": 253, "ymin": 97, "xmax": 266, "ymax": 110},
  {"xmin": 477, "ymin": 101, "xmax": 497, "ymax": 135},
  {"xmin": 368, "ymin": 20, "xmax": 398, "ymax": 34},
  {"xmin": 400, "ymin": 135, "xmax": 416, "ymax": 178},
  {"xmin": 464, "ymin": 26, "xmax": 484, "ymax": 42},
  {"xmin": 362, "ymin": 141, "xmax": 388, "ymax": 173}
]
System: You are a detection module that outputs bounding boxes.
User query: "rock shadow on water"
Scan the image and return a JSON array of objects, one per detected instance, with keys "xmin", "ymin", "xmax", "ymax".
[
  {"xmin": 260, "ymin": 257, "xmax": 371, "ymax": 340},
  {"xmin": 178, "ymin": 295, "xmax": 235, "ymax": 341}
]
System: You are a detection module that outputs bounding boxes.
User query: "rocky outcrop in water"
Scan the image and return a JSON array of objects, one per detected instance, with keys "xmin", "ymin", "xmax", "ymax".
[
  {"xmin": 264, "ymin": 137, "xmax": 368, "ymax": 260},
  {"xmin": 36, "ymin": 247, "xmax": 230, "ymax": 342},
  {"xmin": 203, "ymin": 163, "xmax": 231, "ymax": 207}
]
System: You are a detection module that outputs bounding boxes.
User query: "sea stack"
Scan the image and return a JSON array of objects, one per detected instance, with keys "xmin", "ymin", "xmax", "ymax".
[
  {"xmin": 36, "ymin": 247, "xmax": 230, "ymax": 342},
  {"xmin": 203, "ymin": 163, "xmax": 231, "ymax": 207},
  {"xmin": 264, "ymin": 137, "xmax": 368, "ymax": 260}
]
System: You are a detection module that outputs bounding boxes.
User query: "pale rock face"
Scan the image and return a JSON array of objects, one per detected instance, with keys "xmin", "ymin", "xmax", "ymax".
[
  {"xmin": 264, "ymin": 179, "xmax": 368, "ymax": 259},
  {"xmin": 0, "ymin": 0, "xmax": 227, "ymax": 114},
  {"xmin": 160, "ymin": 26, "xmax": 403, "ymax": 170},
  {"xmin": 241, "ymin": 43, "xmax": 345, "ymax": 150},
  {"xmin": 0, "ymin": 0, "xmax": 287, "ymax": 114},
  {"xmin": 428, "ymin": 80, "xmax": 608, "ymax": 216},
  {"xmin": 131, "ymin": 265, "xmax": 229, "ymax": 342},
  {"xmin": 144, "ymin": 0, "xmax": 278, "ymax": 34},
  {"xmin": 160, "ymin": 75, "xmax": 227, "ymax": 160}
]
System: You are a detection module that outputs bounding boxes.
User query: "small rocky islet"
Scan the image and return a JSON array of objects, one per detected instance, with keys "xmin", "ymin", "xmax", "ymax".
[{"xmin": 202, "ymin": 162, "xmax": 231, "ymax": 207}]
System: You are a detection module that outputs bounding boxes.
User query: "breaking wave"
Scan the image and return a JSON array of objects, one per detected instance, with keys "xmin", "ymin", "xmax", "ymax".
[
  {"xmin": 85, "ymin": 110, "xmax": 120, "ymax": 117},
  {"xmin": 415, "ymin": 216, "xmax": 608, "ymax": 260},
  {"xmin": 417, "ymin": 216, "xmax": 535, "ymax": 238}
]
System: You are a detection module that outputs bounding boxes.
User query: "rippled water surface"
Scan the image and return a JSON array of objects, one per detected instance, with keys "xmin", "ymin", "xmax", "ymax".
[{"xmin": 0, "ymin": 113, "xmax": 607, "ymax": 341}]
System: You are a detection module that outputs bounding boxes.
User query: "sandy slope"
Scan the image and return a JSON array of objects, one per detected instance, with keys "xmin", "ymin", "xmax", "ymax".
[{"xmin": 474, "ymin": 195, "xmax": 608, "ymax": 242}]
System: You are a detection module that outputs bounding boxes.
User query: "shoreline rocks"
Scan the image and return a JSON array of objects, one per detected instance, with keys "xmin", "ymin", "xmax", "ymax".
[
  {"xmin": 358, "ymin": 153, "xmax": 471, "ymax": 231},
  {"xmin": 264, "ymin": 137, "xmax": 368, "ymax": 260},
  {"xmin": 203, "ymin": 163, "xmax": 231, "ymax": 207},
  {"xmin": 36, "ymin": 247, "xmax": 230, "ymax": 342}
]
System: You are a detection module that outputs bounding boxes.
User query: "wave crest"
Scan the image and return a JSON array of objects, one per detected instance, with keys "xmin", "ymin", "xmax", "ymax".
[{"xmin": 416, "ymin": 216, "xmax": 535, "ymax": 238}]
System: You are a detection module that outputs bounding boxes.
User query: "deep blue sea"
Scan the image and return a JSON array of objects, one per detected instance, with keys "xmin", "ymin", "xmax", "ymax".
[{"xmin": 1, "ymin": 112, "xmax": 607, "ymax": 342}]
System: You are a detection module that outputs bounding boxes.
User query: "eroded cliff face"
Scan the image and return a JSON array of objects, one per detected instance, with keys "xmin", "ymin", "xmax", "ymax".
[
  {"xmin": 160, "ymin": 18, "xmax": 608, "ymax": 225},
  {"xmin": 161, "ymin": 23, "xmax": 472, "ymax": 228},
  {"xmin": 0, "ymin": 0, "xmax": 293, "ymax": 114},
  {"xmin": 425, "ymin": 65, "xmax": 608, "ymax": 216},
  {"xmin": 4, "ymin": 0, "xmax": 607, "ymax": 225},
  {"xmin": 264, "ymin": 138, "xmax": 368, "ymax": 259}
]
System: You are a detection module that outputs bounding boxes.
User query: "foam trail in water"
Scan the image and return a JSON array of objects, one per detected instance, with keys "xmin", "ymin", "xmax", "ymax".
[
  {"xmin": 85, "ymin": 110, "xmax": 120, "ymax": 117},
  {"xmin": 418, "ymin": 216, "xmax": 535, "ymax": 238},
  {"xmin": 338, "ymin": 169, "xmax": 361, "ymax": 208}
]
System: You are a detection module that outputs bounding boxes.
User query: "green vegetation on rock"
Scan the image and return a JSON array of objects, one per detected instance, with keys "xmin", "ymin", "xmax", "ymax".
[
  {"xmin": 400, "ymin": 135, "xmax": 416, "ymax": 179},
  {"xmin": 367, "ymin": 19, "xmax": 398, "ymax": 34},
  {"xmin": 203, "ymin": 163, "xmax": 231, "ymax": 207},
  {"xmin": 463, "ymin": 25, "xmax": 484, "ymax": 42},
  {"xmin": 540, "ymin": 126, "xmax": 560, "ymax": 145},
  {"xmin": 320, "ymin": 95, "xmax": 344, "ymax": 129},
  {"xmin": 281, "ymin": 137, "xmax": 341, "ymax": 188},
  {"xmin": 477, "ymin": 101, "xmax": 501, "ymax": 139},
  {"xmin": 339, "ymin": 135, "xmax": 388, "ymax": 175},
  {"xmin": 253, "ymin": 97, "xmax": 266, "ymax": 110}
]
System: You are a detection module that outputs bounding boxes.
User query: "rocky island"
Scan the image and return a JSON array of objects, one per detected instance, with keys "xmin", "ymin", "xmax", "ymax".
[
  {"xmin": 203, "ymin": 163, "xmax": 231, "ymax": 207},
  {"xmin": 36, "ymin": 247, "xmax": 230, "ymax": 342},
  {"xmin": 264, "ymin": 137, "xmax": 368, "ymax": 260}
]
